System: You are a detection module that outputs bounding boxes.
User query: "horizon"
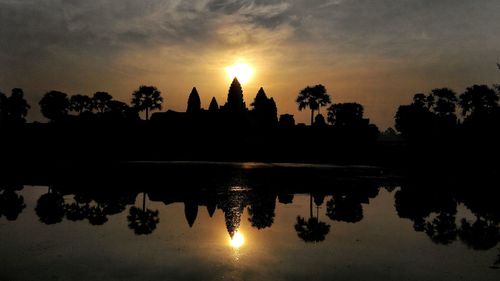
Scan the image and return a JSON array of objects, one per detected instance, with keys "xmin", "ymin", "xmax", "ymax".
[{"xmin": 1, "ymin": 0, "xmax": 500, "ymax": 129}]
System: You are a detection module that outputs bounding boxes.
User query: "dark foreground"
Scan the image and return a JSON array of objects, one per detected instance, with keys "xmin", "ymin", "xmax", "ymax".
[{"xmin": 1, "ymin": 163, "xmax": 499, "ymax": 280}]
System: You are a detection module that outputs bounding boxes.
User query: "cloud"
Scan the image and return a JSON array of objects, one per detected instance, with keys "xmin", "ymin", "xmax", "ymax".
[{"xmin": 1, "ymin": 0, "xmax": 499, "ymax": 127}]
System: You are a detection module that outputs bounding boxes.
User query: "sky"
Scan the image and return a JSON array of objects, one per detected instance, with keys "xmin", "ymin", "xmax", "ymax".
[{"xmin": 1, "ymin": 0, "xmax": 499, "ymax": 128}]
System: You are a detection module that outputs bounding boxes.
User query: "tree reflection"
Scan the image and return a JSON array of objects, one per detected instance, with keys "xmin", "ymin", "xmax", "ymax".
[
  {"xmin": 459, "ymin": 217, "xmax": 499, "ymax": 250},
  {"xmin": 35, "ymin": 187, "xmax": 65, "ymax": 224},
  {"xmin": 248, "ymin": 192, "xmax": 276, "ymax": 229},
  {"xmin": 0, "ymin": 185, "xmax": 26, "ymax": 221},
  {"xmin": 87, "ymin": 204, "xmax": 109, "ymax": 225},
  {"xmin": 423, "ymin": 211, "xmax": 457, "ymax": 245},
  {"xmin": 295, "ymin": 194, "xmax": 330, "ymax": 242},
  {"xmin": 127, "ymin": 192, "xmax": 159, "ymax": 235},
  {"xmin": 326, "ymin": 195, "xmax": 363, "ymax": 223}
]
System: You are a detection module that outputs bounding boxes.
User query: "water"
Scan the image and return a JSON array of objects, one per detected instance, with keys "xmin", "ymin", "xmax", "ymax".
[{"xmin": 0, "ymin": 165, "xmax": 499, "ymax": 280}]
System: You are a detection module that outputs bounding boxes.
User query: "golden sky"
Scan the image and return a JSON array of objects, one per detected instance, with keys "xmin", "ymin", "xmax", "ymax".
[{"xmin": 1, "ymin": 0, "xmax": 500, "ymax": 128}]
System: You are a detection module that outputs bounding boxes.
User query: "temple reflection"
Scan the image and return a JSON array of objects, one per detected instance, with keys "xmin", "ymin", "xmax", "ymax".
[
  {"xmin": 1, "ymin": 166, "xmax": 499, "ymax": 270},
  {"xmin": 229, "ymin": 231, "xmax": 245, "ymax": 249}
]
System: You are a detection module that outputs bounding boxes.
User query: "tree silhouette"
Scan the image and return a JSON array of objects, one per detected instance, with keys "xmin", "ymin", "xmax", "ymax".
[
  {"xmin": 251, "ymin": 87, "xmax": 278, "ymax": 128},
  {"xmin": 395, "ymin": 93, "xmax": 436, "ymax": 140},
  {"xmin": 222, "ymin": 78, "xmax": 246, "ymax": 113},
  {"xmin": 104, "ymin": 100, "xmax": 138, "ymax": 121},
  {"xmin": 413, "ymin": 93, "xmax": 433, "ymax": 109},
  {"xmin": 294, "ymin": 194, "xmax": 330, "ymax": 242},
  {"xmin": 429, "ymin": 88, "xmax": 458, "ymax": 117},
  {"xmin": 459, "ymin": 85, "xmax": 499, "ymax": 118},
  {"xmin": 295, "ymin": 216, "xmax": 330, "ymax": 243},
  {"xmin": 208, "ymin": 97, "xmax": 219, "ymax": 112},
  {"xmin": 326, "ymin": 195, "xmax": 363, "ymax": 223},
  {"xmin": 423, "ymin": 211, "xmax": 458, "ymax": 245},
  {"xmin": 4, "ymin": 88, "xmax": 30, "ymax": 124},
  {"xmin": 64, "ymin": 201, "xmax": 88, "ymax": 221},
  {"xmin": 92, "ymin": 92, "xmax": 113, "ymax": 114},
  {"xmin": 39, "ymin": 91, "xmax": 70, "ymax": 122},
  {"xmin": 70, "ymin": 94, "xmax": 92, "ymax": 114},
  {"xmin": 127, "ymin": 192, "xmax": 159, "ymax": 235},
  {"xmin": 131, "ymin": 86, "xmax": 163, "ymax": 120},
  {"xmin": 248, "ymin": 193, "xmax": 276, "ymax": 229},
  {"xmin": 327, "ymin": 103, "xmax": 364, "ymax": 127},
  {"xmin": 459, "ymin": 217, "xmax": 499, "ymax": 250},
  {"xmin": 186, "ymin": 87, "xmax": 201, "ymax": 113},
  {"xmin": 0, "ymin": 91, "xmax": 6, "ymax": 125},
  {"xmin": 296, "ymin": 84, "xmax": 331, "ymax": 125},
  {"xmin": 86, "ymin": 204, "xmax": 109, "ymax": 225}
]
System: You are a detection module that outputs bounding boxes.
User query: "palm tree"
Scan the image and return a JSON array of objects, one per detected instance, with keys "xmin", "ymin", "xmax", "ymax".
[
  {"xmin": 131, "ymin": 85, "xmax": 163, "ymax": 120},
  {"xmin": 296, "ymin": 84, "xmax": 331, "ymax": 125},
  {"xmin": 294, "ymin": 194, "xmax": 330, "ymax": 242},
  {"xmin": 127, "ymin": 192, "xmax": 159, "ymax": 235}
]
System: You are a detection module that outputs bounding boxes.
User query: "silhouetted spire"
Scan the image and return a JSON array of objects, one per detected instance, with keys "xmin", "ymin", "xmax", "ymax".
[
  {"xmin": 251, "ymin": 87, "xmax": 278, "ymax": 127},
  {"xmin": 208, "ymin": 97, "xmax": 219, "ymax": 112},
  {"xmin": 186, "ymin": 87, "xmax": 201, "ymax": 113},
  {"xmin": 223, "ymin": 78, "xmax": 246, "ymax": 113},
  {"xmin": 184, "ymin": 201, "xmax": 198, "ymax": 228}
]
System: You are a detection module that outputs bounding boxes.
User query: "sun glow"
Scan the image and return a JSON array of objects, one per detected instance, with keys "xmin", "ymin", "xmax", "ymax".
[
  {"xmin": 229, "ymin": 231, "xmax": 245, "ymax": 249},
  {"xmin": 226, "ymin": 63, "xmax": 253, "ymax": 84}
]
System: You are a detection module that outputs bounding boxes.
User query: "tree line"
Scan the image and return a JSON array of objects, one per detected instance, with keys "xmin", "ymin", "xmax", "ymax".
[
  {"xmin": 1, "ymin": 77, "xmax": 499, "ymax": 143},
  {"xmin": 395, "ymin": 84, "xmax": 500, "ymax": 141},
  {"xmin": 0, "ymin": 78, "xmax": 378, "ymax": 138}
]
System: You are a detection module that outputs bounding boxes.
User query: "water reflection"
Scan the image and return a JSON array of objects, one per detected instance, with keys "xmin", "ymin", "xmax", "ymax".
[
  {"xmin": 0, "ymin": 184, "xmax": 25, "ymax": 220},
  {"xmin": 229, "ymin": 231, "xmax": 245, "ymax": 249},
  {"xmin": 1, "ymin": 165, "xmax": 500, "ymax": 280},
  {"xmin": 295, "ymin": 194, "xmax": 330, "ymax": 242}
]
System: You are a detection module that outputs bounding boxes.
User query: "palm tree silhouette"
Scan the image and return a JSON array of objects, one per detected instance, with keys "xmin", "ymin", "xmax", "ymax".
[
  {"xmin": 127, "ymin": 192, "xmax": 159, "ymax": 235},
  {"xmin": 296, "ymin": 85, "xmax": 331, "ymax": 125},
  {"xmin": 131, "ymin": 86, "xmax": 163, "ymax": 120},
  {"xmin": 294, "ymin": 194, "xmax": 330, "ymax": 242}
]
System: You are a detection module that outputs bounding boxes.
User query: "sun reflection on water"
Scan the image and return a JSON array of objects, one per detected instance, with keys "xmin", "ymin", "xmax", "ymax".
[{"xmin": 229, "ymin": 231, "xmax": 245, "ymax": 249}]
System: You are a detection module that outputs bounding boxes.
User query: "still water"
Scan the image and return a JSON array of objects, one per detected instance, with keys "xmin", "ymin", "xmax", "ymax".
[{"xmin": 0, "ymin": 164, "xmax": 499, "ymax": 280}]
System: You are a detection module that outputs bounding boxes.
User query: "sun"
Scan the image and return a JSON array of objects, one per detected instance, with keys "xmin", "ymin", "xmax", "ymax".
[
  {"xmin": 226, "ymin": 63, "xmax": 253, "ymax": 84},
  {"xmin": 229, "ymin": 231, "xmax": 245, "ymax": 249}
]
